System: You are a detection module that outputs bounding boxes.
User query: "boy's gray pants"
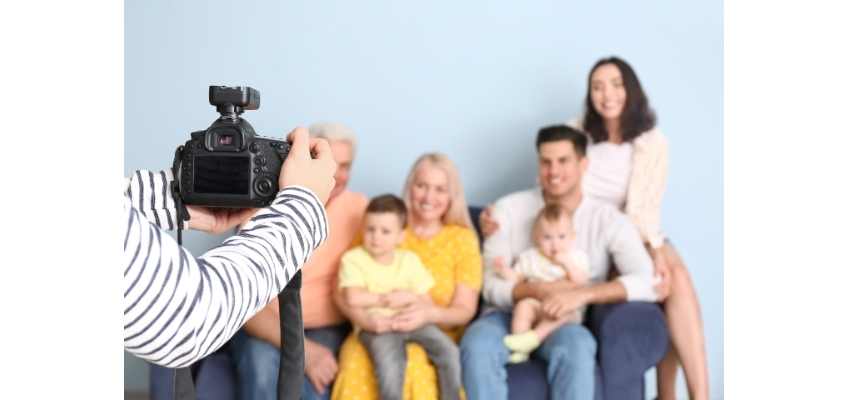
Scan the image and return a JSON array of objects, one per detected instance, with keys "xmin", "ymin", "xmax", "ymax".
[{"xmin": 359, "ymin": 324, "xmax": 461, "ymax": 400}]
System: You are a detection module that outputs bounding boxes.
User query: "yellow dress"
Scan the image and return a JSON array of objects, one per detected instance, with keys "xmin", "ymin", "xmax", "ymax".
[{"xmin": 331, "ymin": 225, "xmax": 483, "ymax": 400}]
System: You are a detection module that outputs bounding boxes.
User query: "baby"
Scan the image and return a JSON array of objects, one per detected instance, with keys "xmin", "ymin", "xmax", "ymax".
[
  {"xmin": 493, "ymin": 203, "xmax": 591, "ymax": 363},
  {"xmin": 338, "ymin": 194, "xmax": 461, "ymax": 400}
]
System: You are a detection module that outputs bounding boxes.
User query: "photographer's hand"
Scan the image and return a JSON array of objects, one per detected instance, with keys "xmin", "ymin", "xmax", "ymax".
[
  {"xmin": 280, "ymin": 127, "xmax": 337, "ymax": 204},
  {"xmin": 186, "ymin": 206, "xmax": 257, "ymax": 234}
]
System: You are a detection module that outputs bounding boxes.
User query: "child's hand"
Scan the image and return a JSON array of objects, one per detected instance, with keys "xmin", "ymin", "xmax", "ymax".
[
  {"xmin": 384, "ymin": 290, "xmax": 419, "ymax": 309},
  {"xmin": 553, "ymin": 251, "xmax": 572, "ymax": 268},
  {"xmin": 556, "ymin": 251, "xmax": 590, "ymax": 285}
]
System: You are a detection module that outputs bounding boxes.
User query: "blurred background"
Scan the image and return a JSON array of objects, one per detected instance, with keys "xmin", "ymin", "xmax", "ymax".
[{"xmin": 125, "ymin": 1, "xmax": 722, "ymax": 398}]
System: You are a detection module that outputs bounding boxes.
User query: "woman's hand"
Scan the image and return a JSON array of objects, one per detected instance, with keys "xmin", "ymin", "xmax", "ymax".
[
  {"xmin": 391, "ymin": 297, "xmax": 436, "ymax": 332},
  {"xmin": 356, "ymin": 314, "xmax": 393, "ymax": 334},
  {"xmin": 186, "ymin": 206, "xmax": 257, "ymax": 234},
  {"xmin": 383, "ymin": 290, "xmax": 420, "ymax": 309},
  {"xmin": 479, "ymin": 205, "xmax": 500, "ymax": 238},
  {"xmin": 651, "ymin": 247, "xmax": 672, "ymax": 301}
]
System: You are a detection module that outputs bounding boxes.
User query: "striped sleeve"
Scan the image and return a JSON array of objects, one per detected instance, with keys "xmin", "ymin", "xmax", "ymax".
[
  {"xmin": 125, "ymin": 169, "xmax": 181, "ymax": 231},
  {"xmin": 122, "ymin": 170, "xmax": 329, "ymax": 368}
]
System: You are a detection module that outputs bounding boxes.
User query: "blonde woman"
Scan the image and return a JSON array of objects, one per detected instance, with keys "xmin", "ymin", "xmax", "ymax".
[{"xmin": 332, "ymin": 153, "xmax": 483, "ymax": 400}]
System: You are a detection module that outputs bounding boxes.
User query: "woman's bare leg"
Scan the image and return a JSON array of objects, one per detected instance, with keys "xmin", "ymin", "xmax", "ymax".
[
  {"xmin": 657, "ymin": 244, "xmax": 709, "ymax": 400},
  {"xmin": 657, "ymin": 342, "xmax": 680, "ymax": 399}
]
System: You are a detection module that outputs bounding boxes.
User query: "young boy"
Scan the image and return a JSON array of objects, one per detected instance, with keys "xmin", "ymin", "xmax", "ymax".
[
  {"xmin": 338, "ymin": 194, "xmax": 461, "ymax": 400},
  {"xmin": 493, "ymin": 203, "xmax": 591, "ymax": 363}
]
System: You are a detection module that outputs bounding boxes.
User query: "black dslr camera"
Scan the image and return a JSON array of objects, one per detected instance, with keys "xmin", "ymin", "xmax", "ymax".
[{"xmin": 174, "ymin": 86, "xmax": 291, "ymax": 207}]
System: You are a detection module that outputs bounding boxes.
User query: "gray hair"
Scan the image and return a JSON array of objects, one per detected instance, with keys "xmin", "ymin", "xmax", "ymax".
[{"xmin": 308, "ymin": 122, "xmax": 357, "ymax": 155}]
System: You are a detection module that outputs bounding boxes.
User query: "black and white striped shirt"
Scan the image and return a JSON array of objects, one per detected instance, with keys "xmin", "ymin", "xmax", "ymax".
[{"xmin": 123, "ymin": 170, "xmax": 328, "ymax": 368}]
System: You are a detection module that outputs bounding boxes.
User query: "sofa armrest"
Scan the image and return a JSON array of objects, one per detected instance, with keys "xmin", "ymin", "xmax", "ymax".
[{"xmin": 587, "ymin": 301, "xmax": 668, "ymax": 397}]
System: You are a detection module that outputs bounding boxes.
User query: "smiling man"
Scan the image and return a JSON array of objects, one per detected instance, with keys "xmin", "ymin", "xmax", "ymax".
[{"xmin": 459, "ymin": 125, "xmax": 657, "ymax": 400}]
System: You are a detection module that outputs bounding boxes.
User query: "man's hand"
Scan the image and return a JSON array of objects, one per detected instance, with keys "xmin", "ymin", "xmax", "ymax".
[
  {"xmin": 513, "ymin": 278, "xmax": 581, "ymax": 304},
  {"xmin": 541, "ymin": 288, "xmax": 591, "ymax": 319},
  {"xmin": 304, "ymin": 339, "xmax": 338, "ymax": 395},
  {"xmin": 479, "ymin": 205, "xmax": 499, "ymax": 238},
  {"xmin": 186, "ymin": 206, "xmax": 257, "ymax": 234},
  {"xmin": 383, "ymin": 290, "xmax": 420, "ymax": 309},
  {"xmin": 280, "ymin": 127, "xmax": 337, "ymax": 204}
]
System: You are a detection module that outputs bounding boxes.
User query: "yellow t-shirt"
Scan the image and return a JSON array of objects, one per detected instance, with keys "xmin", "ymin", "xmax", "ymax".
[
  {"xmin": 331, "ymin": 225, "xmax": 483, "ymax": 400},
  {"xmin": 338, "ymin": 246, "xmax": 435, "ymax": 316}
]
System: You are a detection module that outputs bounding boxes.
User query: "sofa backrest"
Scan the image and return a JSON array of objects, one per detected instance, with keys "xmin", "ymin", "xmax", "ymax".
[{"xmin": 468, "ymin": 206, "xmax": 484, "ymax": 247}]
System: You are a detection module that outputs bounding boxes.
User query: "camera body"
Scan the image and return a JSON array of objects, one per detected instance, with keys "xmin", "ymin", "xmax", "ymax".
[{"xmin": 175, "ymin": 86, "xmax": 291, "ymax": 208}]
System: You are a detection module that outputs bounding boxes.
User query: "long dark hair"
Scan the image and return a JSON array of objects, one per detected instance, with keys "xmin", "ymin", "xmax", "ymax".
[{"xmin": 582, "ymin": 57, "xmax": 656, "ymax": 143}]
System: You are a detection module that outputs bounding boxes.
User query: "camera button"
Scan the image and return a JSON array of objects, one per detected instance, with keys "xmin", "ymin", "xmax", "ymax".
[
  {"xmin": 254, "ymin": 157, "xmax": 266, "ymax": 166},
  {"xmin": 249, "ymin": 142, "xmax": 260, "ymax": 153},
  {"xmin": 255, "ymin": 177, "xmax": 274, "ymax": 196},
  {"xmin": 253, "ymin": 167, "xmax": 261, "ymax": 174}
]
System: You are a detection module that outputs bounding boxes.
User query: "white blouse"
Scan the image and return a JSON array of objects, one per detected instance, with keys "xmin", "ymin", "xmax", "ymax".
[
  {"xmin": 583, "ymin": 141, "xmax": 634, "ymax": 209},
  {"xmin": 569, "ymin": 118, "xmax": 669, "ymax": 249}
]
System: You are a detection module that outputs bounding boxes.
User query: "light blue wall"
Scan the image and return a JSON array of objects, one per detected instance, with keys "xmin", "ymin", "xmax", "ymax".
[{"xmin": 125, "ymin": 1, "xmax": 722, "ymax": 398}]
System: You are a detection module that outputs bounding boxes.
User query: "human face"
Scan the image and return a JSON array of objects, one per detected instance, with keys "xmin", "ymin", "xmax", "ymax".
[
  {"xmin": 409, "ymin": 163, "xmax": 451, "ymax": 225},
  {"xmin": 534, "ymin": 216, "xmax": 575, "ymax": 261},
  {"xmin": 590, "ymin": 63, "xmax": 627, "ymax": 122},
  {"xmin": 328, "ymin": 140, "xmax": 354, "ymax": 201},
  {"xmin": 537, "ymin": 140, "xmax": 588, "ymax": 199},
  {"xmin": 362, "ymin": 212, "xmax": 405, "ymax": 261}
]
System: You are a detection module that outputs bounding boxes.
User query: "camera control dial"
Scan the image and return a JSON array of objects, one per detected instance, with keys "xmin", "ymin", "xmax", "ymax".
[{"xmin": 254, "ymin": 177, "xmax": 275, "ymax": 197}]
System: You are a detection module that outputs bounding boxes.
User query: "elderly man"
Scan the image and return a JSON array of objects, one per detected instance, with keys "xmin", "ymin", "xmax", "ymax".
[{"xmin": 229, "ymin": 123, "xmax": 368, "ymax": 400}]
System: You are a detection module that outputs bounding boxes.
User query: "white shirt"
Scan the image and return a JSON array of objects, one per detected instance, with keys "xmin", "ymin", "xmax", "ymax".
[
  {"xmin": 481, "ymin": 188, "xmax": 656, "ymax": 312},
  {"xmin": 583, "ymin": 141, "xmax": 634, "ymax": 209}
]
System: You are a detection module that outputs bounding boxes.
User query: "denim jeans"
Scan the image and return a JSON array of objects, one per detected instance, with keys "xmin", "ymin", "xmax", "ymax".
[
  {"xmin": 459, "ymin": 311, "xmax": 597, "ymax": 400},
  {"xmin": 229, "ymin": 323, "xmax": 350, "ymax": 400},
  {"xmin": 149, "ymin": 349, "xmax": 237, "ymax": 400},
  {"xmin": 360, "ymin": 324, "xmax": 461, "ymax": 400}
]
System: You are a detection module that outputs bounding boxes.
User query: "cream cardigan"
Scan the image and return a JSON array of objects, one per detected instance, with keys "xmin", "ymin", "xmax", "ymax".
[{"xmin": 568, "ymin": 119, "xmax": 669, "ymax": 249}]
